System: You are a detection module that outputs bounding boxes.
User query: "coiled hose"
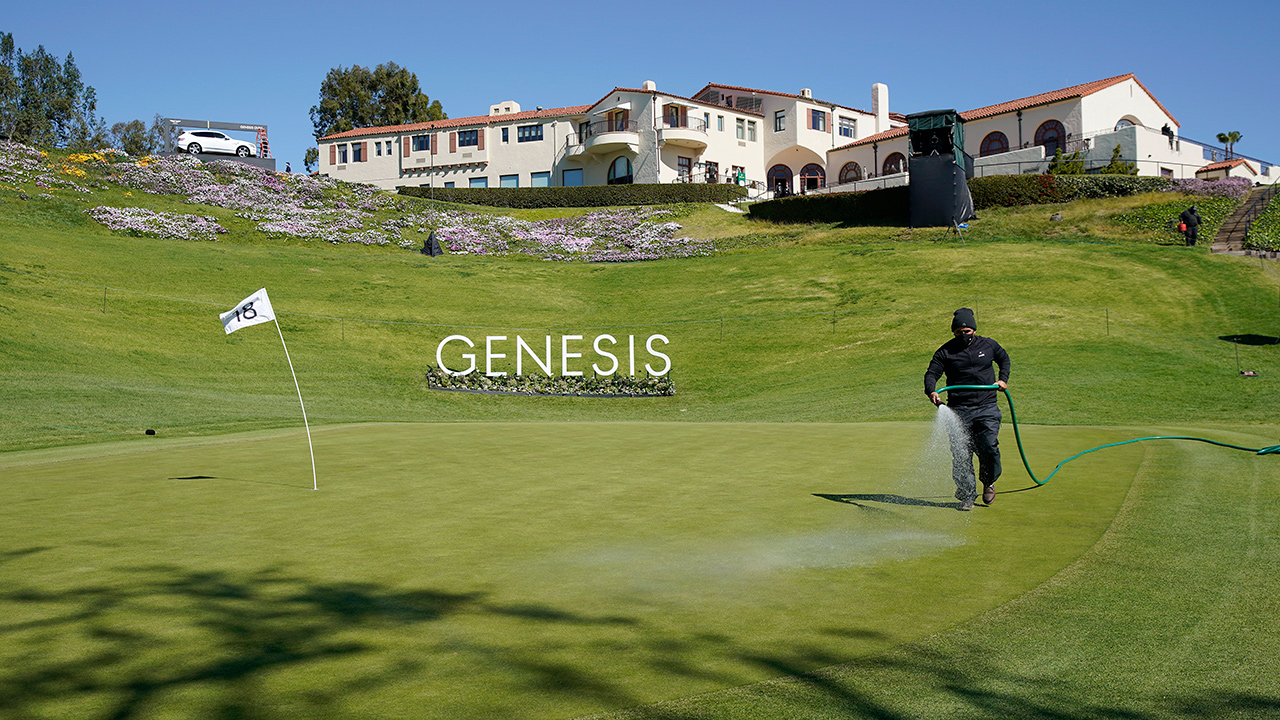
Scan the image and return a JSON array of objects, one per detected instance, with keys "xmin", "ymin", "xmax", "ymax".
[{"xmin": 935, "ymin": 384, "xmax": 1280, "ymax": 485}]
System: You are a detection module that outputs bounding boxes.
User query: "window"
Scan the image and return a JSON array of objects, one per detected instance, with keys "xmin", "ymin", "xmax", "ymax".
[
  {"xmin": 608, "ymin": 156, "xmax": 633, "ymax": 185},
  {"xmin": 412, "ymin": 135, "xmax": 430, "ymax": 152},
  {"xmin": 500, "ymin": 174, "xmax": 519, "ymax": 188},
  {"xmin": 444, "ymin": 181, "xmax": 455, "ymax": 188},
  {"xmin": 1160, "ymin": 167, "xmax": 1174, "ymax": 178},
  {"xmin": 883, "ymin": 152, "xmax": 906, "ymax": 175},
  {"xmin": 531, "ymin": 171, "xmax": 550, "ymax": 187},
  {"xmin": 562, "ymin": 168, "xmax": 583, "ymax": 187},
  {"xmin": 337, "ymin": 145, "xmax": 348, "ymax": 164},
  {"xmin": 839, "ymin": 117, "xmax": 856, "ymax": 138},
  {"xmin": 736, "ymin": 118, "xmax": 745, "ymax": 140},
  {"xmin": 502, "ymin": 127, "xmax": 509, "ymax": 143},
  {"xmin": 1034, "ymin": 120, "xmax": 1065, "ymax": 157},
  {"xmin": 677, "ymin": 156, "xmax": 692, "ymax": 180},
  {"xmin": 810, "ymin": 109, "xmax": 827, "ymax": 132},
  {"xmin": 800, "ymin": 163, "xmax": 825, "ymax": 190},
  {"xmin": 385, "ymin": 141, "xmax": 392, "ymax": 155},
  {"xmin": 717, "ymin": 115, "xmax": 724, "ymax": 131},
  {"xmin": 839, "ymin": 162, "xmax": 862, "ymax": 183},
  {"xmin": 458, "ymin": 130, "xmax": 479, "ymax": 147},
  {"xmin": 376, "ymin": 142, "xmax": 382, "ymax": 157},
  {"xmin": 731, "ymin": 165, "xmax": 746, "ymax": 184},
  {"xmin": 704, "ymin": 112, "xmax": 710, "ymax": 129},
  {"xmin": 774, "ymin": 110, "xmax": 786, "ymax": 132},
  {"xmin": 469, "ymin": 176, "xmax": 488, "ymax": 188},
  {"xmin": 517, "ymin": 124, "xmax": 544, "ymax": 142},
  {"xmin": 979, "ymin": 131, "xmax": 1009, "ymax": 157},
  {"xmin": 1115, "ymin": 118, "xmax": 1134, "ymax": 131},
  {"xmin": 747, "ymin": 121, "xmax": 757, "ymax": 142}
]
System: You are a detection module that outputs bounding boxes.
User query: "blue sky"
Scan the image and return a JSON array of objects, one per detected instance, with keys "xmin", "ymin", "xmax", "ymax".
[{"xmin": 6, "ymin": 0, "xmax": 1278, "ymax": 169}]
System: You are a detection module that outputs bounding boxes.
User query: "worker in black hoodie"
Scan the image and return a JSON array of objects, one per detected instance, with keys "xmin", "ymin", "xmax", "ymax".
[{"xmin": 924, "ymin": 308, "xmax": 1011, "ymax": 511}]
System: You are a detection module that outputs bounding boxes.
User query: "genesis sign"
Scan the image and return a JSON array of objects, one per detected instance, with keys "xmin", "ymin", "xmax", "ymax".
[{"xmin": 436, "ymin": 334, "xmax": 670, "ymax": 377}]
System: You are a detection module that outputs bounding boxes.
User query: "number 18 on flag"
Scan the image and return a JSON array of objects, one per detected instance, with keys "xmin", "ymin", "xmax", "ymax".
[{"xmin": 220, "ymin": 288, "xmax": 276, "ymax": 334}]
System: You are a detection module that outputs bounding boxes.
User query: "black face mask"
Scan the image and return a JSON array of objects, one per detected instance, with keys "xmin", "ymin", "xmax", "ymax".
[{"xmin": 959, "ymin": 333, "xmax": 975, "ymax": 346}]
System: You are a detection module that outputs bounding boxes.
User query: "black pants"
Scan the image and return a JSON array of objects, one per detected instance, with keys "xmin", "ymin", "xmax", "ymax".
[
  {"xmin": 948, "ymin": 403, "xmax": 1002, "ymax": 503},
  {"xmin": 1184, "ymin": 226, "xmax": 1198, "ymax": 246}
]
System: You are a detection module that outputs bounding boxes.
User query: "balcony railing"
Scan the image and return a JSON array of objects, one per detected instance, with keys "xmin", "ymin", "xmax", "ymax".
[
  {"xmin": 660, "ymin": 116, "xmax": 708, "ymax": 133},
  {"xmin": 579, "ymin": 119, "xmax": 640, "ymax": 142}
]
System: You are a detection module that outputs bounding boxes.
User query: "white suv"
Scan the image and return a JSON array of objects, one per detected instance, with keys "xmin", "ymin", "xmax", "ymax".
[{"xmin": 175, "ymin": 130, "xmax": 258, "ymax": 157}]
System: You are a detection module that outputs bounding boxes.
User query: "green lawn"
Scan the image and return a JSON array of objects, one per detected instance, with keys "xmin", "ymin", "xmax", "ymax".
[{"xmin": 3, "ymin": 161, "xmax": 1280, "ymax": 719}]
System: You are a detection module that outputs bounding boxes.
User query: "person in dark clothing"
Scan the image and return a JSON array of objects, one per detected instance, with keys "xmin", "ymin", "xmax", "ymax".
[
  {"xmin": 1179, "ymin": 205, "xmax": 1201, "ymax": 247},
  {"xmin": 924, "ymin": 308, "xmax": 1011, "ymax": 511}
]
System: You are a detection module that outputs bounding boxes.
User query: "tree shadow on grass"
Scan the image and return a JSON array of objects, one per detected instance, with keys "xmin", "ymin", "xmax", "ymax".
[
  {"xmin": 1218, "ymin": 334, "xmax": 1280, "ymax": 346},
  {"xmin": 2, "ymin": 562, "xmax": 1275, "ymax": 720}
]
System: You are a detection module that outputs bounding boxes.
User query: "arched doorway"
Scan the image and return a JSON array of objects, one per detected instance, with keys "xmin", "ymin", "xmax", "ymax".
[
  {"xmin": 768, "ymin": 164, "xmax": 792, "ymax": 196},
  {"xmin": 799, "ymin": 163, "xmax": 826, "ymax": 191},
  {"xmin": 1035, "ymin": 120, "xmax": 1066, "ymax": 157},
  {"xmin": 838, "ymin": 162, "xmax": 862, "ymax": 184},
  {"xmin": 882, "ymin": 152, "xmax": 906, "ymax": 175},
  {"xmin": 607, "ymin": 156, "xmax": 633, "ymax": 185},
  {"xmin": 979, "ymin": 131, "xmax": 1009, "ymax": 157}
]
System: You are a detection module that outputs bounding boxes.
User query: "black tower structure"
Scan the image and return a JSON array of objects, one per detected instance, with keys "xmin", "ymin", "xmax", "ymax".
[{"xmin": 906, "ymin": 110, "xmax": 976, "ymax": 228}]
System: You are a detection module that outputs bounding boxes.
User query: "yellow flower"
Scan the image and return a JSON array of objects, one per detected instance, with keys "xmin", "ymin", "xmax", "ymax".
[{"xmin": 125, "ymin": 191, "xmax": 133, "ymax": 197}]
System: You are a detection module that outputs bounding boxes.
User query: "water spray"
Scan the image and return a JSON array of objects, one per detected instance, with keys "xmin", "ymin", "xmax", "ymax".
[{"xmin": 935, "ymin": 384, "xmax": 1280, "ymax": 486}]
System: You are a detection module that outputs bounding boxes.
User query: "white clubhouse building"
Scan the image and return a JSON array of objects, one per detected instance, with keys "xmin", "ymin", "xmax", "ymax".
[{"xmin": 317, "ymin": 73, "xmax": 1275, "ymax": 194}]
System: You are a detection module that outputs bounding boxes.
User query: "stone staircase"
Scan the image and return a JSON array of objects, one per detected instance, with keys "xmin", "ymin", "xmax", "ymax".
[{"xmin": 1212, "ymin": 186, "xmax": 1279, "ymax": 258}]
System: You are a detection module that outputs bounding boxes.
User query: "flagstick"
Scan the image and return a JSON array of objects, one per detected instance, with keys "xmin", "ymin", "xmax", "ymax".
[{"xmin": 273, "ymin": 318, "xmax": 317, "ymax": 490}]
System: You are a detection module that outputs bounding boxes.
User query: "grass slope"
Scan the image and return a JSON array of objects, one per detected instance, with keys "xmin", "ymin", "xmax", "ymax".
[
  {"xmin": 3, "ymin": 160, "xmax": 1280, "ymax": 718},
  {"xmin": 2, "ymin": 421, "xmax": 1150, "ymax": 719}
]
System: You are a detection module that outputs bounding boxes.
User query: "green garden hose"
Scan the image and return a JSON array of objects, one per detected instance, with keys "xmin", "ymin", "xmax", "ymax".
[{"xmin": 935, "ymin": 384, "xmax": 1280, "ymax": 485}]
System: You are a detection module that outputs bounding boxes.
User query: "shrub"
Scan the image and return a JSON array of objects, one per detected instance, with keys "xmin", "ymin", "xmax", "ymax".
[
  {"xmin": 1165, "ymin": 176, "xmax": 1253, "ymax": 199},
  {"xmin": 398, "ymin": 183, "xmax": 747, "ymax": 208},
  {"xmin": 746, "ymin": 186, "xmax": 909, "ymax": 225},
  {"xmin": 968, "ymin": 174, "xmax": 1066, "ymax": 209},
  {"xmin": 1243, "ymin": 193, "xmax": 1280, "ymax": 252},
  {"xmin": 1099, "ymin": 144, "xmax": 1138, "ymax": 175},
  {"xmin": 1048, "ymin": 149, "xmax": 1086, "ymax": 175},
  {"xmin": 1054, "ymin": 175, "xmax": 1170, "ymax": 199}
]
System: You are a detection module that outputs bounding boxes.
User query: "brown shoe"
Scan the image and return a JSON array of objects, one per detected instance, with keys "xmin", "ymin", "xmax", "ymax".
[
  {"xmin": 983, "ymin": 484, "xmax": 995, "ymax": 505},
  {"xmin": 958, "ymin": 500, "xmax": 974, "ymax": 511}
]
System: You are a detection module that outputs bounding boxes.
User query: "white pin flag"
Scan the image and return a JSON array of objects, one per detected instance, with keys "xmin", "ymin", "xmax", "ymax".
[
  {"xmin": 220, "ymin": 288, "xmax": 276, "ymax": 334},
  {"xmin": 218, "ymin": 288, "xmax": 317, "ymax": 490}
]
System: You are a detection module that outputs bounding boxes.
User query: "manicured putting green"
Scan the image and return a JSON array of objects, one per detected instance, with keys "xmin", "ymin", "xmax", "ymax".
[{"xmin": 1, "ymin": 421, "xmax": 1147, "ymax": 719}]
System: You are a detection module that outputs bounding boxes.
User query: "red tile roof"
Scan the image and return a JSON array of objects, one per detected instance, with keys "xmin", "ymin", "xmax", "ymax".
[
  {"xmin": 319, "ymin": 105, "xmax": 592, "ymax": 141},
  {"xmin": 693, "ymin": 83, "xmax": 874, "ymax": 116},
  {"xmin": 958, "ymin": 73, "xmax": 1179, "ymax": 127},
  {"xmin": 582, "ymin": 87, "xmax": 764, "ymax": 117},
  {"xmin": 1197, "ymin": 158, "xmax": 1257, "ymax": 175},
  {"xmin": 830, "ymin": 126, "xmax": 909, "ymax": 151}
]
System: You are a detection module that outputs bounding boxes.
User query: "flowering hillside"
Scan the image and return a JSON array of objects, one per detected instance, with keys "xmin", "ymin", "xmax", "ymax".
[{"xmin": 0, "ymin": 141, "xmax": 711, "ymax": 261}]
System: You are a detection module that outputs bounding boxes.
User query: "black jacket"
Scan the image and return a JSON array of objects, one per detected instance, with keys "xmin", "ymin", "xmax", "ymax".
[
  {"xmin": 1179, "ymin": 208, "xmax": 1201, "ymax": 229},
  {"xmin": 924, "ymin": 335, "xmax": 1010, "ymax": 407}
]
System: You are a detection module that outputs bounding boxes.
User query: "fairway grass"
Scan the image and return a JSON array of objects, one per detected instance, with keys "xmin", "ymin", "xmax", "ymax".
[{"xmin": 1, "ymin": 420, "xmax": 1160, "ymax": 720}]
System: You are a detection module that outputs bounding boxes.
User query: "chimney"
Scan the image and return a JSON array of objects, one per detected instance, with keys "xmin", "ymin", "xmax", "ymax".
[
  {"xmin": 488, "ymin": 100, "xmax": 521, "ymax": 116},
  {"xmin": 800, "ymin": 88, "xmax": 812, "ymax": 99},
  {"xmin": 872, "ymin": 83, "xmax": 889, "ymax": 134},
  {"xmin": 642, "ymin": 80, "xmax": 657, "ymax": 91}
]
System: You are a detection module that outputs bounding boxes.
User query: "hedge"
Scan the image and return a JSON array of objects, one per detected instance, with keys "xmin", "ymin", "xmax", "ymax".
[
  {"xmin": 398, "ymin": 183, "xmax": 747, "ymax": 208},
  {"xmin": 746, "ymin": 186, "xmax": 910, "ymax": 225},
  {"xmin": 968, "ymin": 174, "xmax": 1173, "ymax": 209}
]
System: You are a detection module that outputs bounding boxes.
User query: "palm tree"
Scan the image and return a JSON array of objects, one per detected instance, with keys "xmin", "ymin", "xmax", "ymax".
[{"xmin": 1216, "ymin": 131, "xmax": 1243, "ymax": 160}]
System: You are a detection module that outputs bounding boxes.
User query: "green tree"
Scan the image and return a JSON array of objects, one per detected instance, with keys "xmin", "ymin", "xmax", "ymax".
[
  {"xmin": 2, "ymin": 34, "xmax": 105, "ymax": 148},
  {"xmin": 1216, "ymin": 131, "xmax": 1243, "ymax": 160},
  {"xmin": 111, "ymin": 119, "xmax": 153, "ymax": 155},
  {"xmin": 303, "ymin": 147, "xmax": 319, "ymax": 172},
  {"xmin": 309, "ymin": 62, "xmax": 445, "ymax": 141},
  {"xmin": 0, "ymin": 32, "xmax": 18, "ymax": 139},
  {"xmin": 1099, "ymin": 144, "xmax": 1137, "ymax": 175},
  {"xmin": 1048, "ymin": 148, "xmax": 1085, "ymax": 175}
]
